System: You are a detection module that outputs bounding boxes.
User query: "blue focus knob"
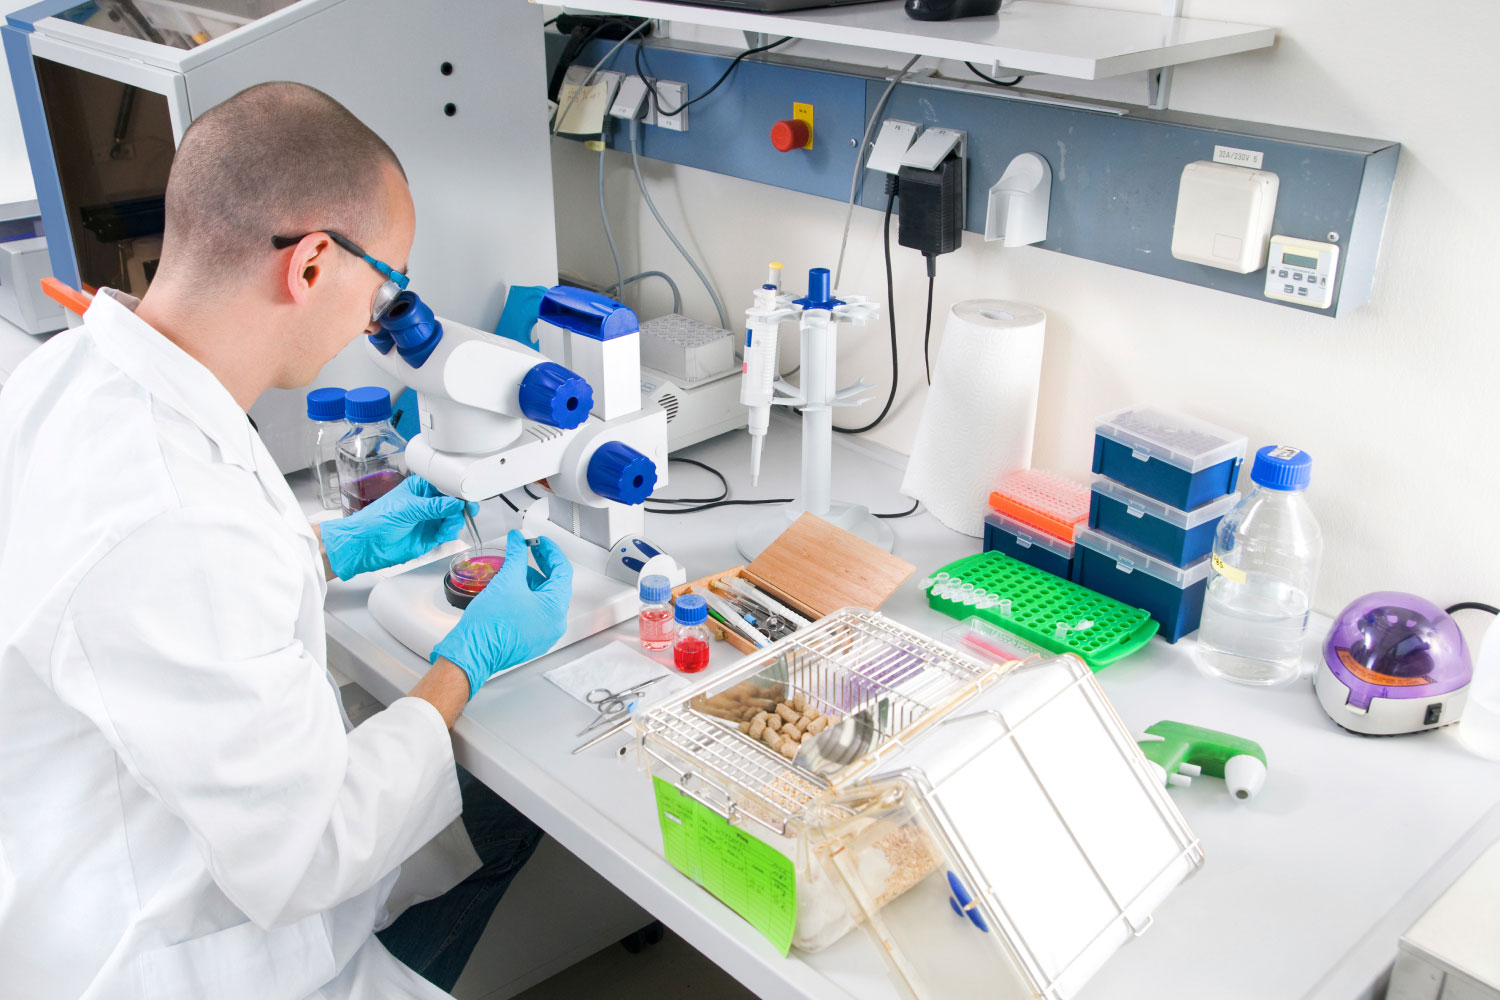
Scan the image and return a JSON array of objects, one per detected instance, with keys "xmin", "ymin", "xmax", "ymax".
[
  {"xmin": 587, "ymin": 441, "xmax": 658, "ymax": 506},
  {"xmin": 375, "ymin": 290, "xmax": 443, "ymax": 368},
  {"xmin": 519, "ymin": 361, "xmax": 593, "ymax": 429}
]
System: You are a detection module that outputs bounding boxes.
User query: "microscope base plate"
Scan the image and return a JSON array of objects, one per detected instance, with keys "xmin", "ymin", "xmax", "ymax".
[{"xmin": 368, "ymin": 536, "xmax": 639, "ymax": 665}]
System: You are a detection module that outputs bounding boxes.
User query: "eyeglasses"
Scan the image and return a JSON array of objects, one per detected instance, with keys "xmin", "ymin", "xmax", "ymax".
[{"xmin": 270, "ymin": 230, "xmax": 410, "ymax": 322}]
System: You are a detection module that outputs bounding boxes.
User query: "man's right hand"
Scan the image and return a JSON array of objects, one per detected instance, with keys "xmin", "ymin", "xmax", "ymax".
[{"xmin": 431, "ymin": 530, "xmax": 573, "ymax": 698}]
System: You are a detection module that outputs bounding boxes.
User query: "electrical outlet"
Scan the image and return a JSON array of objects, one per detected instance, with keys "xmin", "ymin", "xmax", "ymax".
[{"xmin": 653, "ymin": 81, "xmax": 688, "ymax": 131}]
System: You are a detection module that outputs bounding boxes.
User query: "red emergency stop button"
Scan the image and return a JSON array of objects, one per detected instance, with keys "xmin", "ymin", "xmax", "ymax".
[{"xmin": 770, "ymin": 118, "xmax": 811, "ymax": 152}]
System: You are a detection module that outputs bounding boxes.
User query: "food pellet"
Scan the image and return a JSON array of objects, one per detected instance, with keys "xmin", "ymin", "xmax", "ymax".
[
  {"xmin": 738, "ymin": 720, "xmax": 752, "ymax": 734},
  {"xmin": 792, "ymin": 691, "xmax": 808, "ymax": 713},
  {"xmin": 776, "ymin": 704, "xmax": 800, "ymax": 724},
  {"xmin": 782, "ymin": 723, "xmax": 802, "ymax": 742},
  {"xmin": 765, "ymin": 715, "xmax": 782, "ymax": 732},
  {"xmin": 778, "ymin": 740, "xmax": 798, "ymax": 759},
  {"xmin": 749, "ymin": 719, "xmax": 767, "ymax": 739},
  {"xmin": 806, "ymin": 716, "xmax": 829, "ymax": 736}
]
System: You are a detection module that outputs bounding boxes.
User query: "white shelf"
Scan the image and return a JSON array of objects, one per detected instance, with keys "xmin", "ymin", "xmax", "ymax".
[{"xmin": 556, "ymin": 0, "xmax": 1275, "ymax": 80}]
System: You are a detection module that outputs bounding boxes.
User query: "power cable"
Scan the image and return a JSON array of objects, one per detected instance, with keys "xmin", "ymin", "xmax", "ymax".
[
  {"xmin": 550, "ymin": 19, "xmax": 650, "ymax": 137},
  {"xmin": 636, "ymin": 36, "xmax": 793, "ymax": 118},
  {"xmin": 875, "ymin": 499, "xmax": 921, "ymax": 518},
  {"xmin": 834, "ymin": 185, "xmax": 899, "ymax": 435},
  {"xmin": 629, "ymin": 118, "xmax": 731, "ymax": 329},
  {"xmin": 604, "ymin": 271, "xmax": 683, "ymax": 314},
  {"xmin": 965, "ymin": 62, "xmax": 1024, "ymax": 87},
  {"xmin": 921, "ymin": 258, "xmax": 936, "ymax": 385},
  {"xmin": 599, "ymin": 142, "xmax": 625, "ymax": 301},
  {"xmin": 833, "ymin": 54, "xmax": 922, "ymax": 290}
]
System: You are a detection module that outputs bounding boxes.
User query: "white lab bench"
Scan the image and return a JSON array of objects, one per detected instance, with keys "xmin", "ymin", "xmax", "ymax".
[
  {"xmin": 306, "ymin": 416, "xmax": 1500, "ymax": 1000},
  {"xmin": 2, "ymin": 313, "xmax": 1497, "ymax": 998}
]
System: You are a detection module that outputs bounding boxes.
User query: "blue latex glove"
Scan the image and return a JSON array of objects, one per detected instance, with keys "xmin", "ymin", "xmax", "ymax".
[
  {"xmin": 432, "ymin": 530, "xmax": 573, "ymax": 695},
  {"xmin": 494, "ymin": 284, "xmax": 548, "ymax": 346},
  {"xmin": 321, "ymin": 475, "xmax": 477, "ymax": 580}
]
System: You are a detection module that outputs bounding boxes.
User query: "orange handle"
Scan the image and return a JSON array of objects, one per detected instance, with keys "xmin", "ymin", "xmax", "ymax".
[{"xmin": 41, "ymin": 277, "xmax": 94, "ymax": 317}]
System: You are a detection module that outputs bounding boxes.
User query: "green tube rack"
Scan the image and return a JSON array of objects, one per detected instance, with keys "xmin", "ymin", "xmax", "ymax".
[{"xmin": 926, "ymin": 551, "xmax": 1158, "ymax": 671}]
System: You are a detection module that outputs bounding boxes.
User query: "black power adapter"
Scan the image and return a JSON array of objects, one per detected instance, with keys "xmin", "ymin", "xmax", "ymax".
[
  {"xmin": 897, "ymin": 153, "xmax": 965, "ymax": 261},
  {"xmin": 895, "ymin": 152, "xmax": 965, "ymax": 384}
]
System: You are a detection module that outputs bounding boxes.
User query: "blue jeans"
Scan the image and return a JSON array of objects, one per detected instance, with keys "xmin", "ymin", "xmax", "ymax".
[{"xmin": 379, "ymin": 767, "xmax": 543, "ymax": 993}]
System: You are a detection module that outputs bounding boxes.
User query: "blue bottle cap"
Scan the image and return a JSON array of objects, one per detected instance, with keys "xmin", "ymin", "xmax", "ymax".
[
  {"xmin": 639, "ymin": 574, "xmax": 671, "ymax": 603},
  {"xmin": 587, "ymin": 442, "xmax": 658, "ymax": 506},
  {"xmin": 306, "ymin": 387, "xmax": 347, "ymax": 421},
  {"xmin": 518, "ymin": 361, "xmax": 594, "ymax": 430},
  {"xmin": 344, "ymin": 386, "xmax": 393, "ymax": 423},
  {"xmin": 674, "ymin": 593, "xmax": 708, "ymax": 626},
  {"xmin": 1250, "ymin": 445, "xmax": 1312, "ymax": 491}
]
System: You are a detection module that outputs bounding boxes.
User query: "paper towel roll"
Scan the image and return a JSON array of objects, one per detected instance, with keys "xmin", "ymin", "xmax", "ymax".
[{"xmin": 900, "ymin": 300, "xmax": 1045, "ymax": 536}]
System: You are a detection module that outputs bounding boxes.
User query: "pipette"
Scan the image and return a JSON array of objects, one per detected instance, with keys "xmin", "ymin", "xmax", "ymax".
[{"xmin": 741, "ymin": 263, "xmax": 783, "ymax": 486}]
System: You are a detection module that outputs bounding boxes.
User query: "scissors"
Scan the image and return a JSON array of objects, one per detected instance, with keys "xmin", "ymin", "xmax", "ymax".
[{"xmin": 576, "ymin": 676, "xmax": 668, "ymax": 736}]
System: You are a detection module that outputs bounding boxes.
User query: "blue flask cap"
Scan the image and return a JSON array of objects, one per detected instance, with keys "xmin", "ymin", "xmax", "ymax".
[
  {"xmin": 519, "ymin": 362, "xmax": 594, "ymax": 429},
  {"xmin": 306, "ymin": 387, "xmax": 347, "ymax": 421},
  {"xmin": 344, "ymin": 386, "xmax": 393, "ymax": 423},
  {"xmin": 587, "ymin": 441, "xmax": 658, "ymax": 506}
]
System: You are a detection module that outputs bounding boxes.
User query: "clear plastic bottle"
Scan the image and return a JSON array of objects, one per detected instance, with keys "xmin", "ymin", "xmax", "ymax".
[
  {"xmin": 672, "ymin": 593, "xmax": 712, "ymax": 673},
  {"xmin": 306, "ymin": 387, "xmax": 349, "ymax": 511},
  {"xmin": 337, "ymin": 387, "xmax": 409, "ymax": 516},
  {"xmin": 1197, "ymin": 445, "xmax": 1323, "ymax": 686},
  {"xmin": 638, "ymin": 574, "xmax": 676, "ymax": 651}
]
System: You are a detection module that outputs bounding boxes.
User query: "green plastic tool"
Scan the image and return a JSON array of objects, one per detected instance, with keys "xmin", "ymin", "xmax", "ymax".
[
  {"xmin": 1136, "ymin": 721, "xmax": 1268, "ymax": 801},
  {"xmin": 924, "ymin": 551, "xmax": 1158, "ymax": 670}
]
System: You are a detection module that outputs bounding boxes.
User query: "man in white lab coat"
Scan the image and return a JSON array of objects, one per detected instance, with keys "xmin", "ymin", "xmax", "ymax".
[{"xmin": 0, "ymin": 83, "xmax": 572, "ymax": 999}]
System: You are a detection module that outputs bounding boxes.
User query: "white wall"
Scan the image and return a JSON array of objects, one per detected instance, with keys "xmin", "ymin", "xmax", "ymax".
[{"xmin": 553, "ymin": 0, "xmax": 1500, "ymax": 617}]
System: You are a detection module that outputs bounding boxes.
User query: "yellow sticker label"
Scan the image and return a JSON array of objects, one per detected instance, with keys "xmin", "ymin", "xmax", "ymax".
[
  {"xmin": 1211, "ymin": 553, "xmax": 1246, "ymax": 584},
  {"xmin": 792, "ymin": 102, "xmax": 814, "ymax": 149}
]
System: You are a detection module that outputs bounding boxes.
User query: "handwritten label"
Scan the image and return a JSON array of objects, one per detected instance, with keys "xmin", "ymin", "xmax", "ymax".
[
  {"xmin": 1211, "ymin": 552, "xmax": 1246, "ymax": 584},
  {"xmin": 1213, "ymin": 145, "xmax": 1264, "ymax": 169},
  {"xmin": 653, "ymin": 776, "xmax": 796, "ymax": 955}
]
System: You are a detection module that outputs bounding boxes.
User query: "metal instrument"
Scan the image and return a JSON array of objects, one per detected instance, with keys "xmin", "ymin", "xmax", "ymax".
[{"xmin": 575, "ymin": 676, "xmax": 668, "ymax": 737}]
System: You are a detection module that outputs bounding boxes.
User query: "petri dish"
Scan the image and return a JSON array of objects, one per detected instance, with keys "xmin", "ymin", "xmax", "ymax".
[{"xmin": 449, "ymin": 547, "xmax": 507, "ymax": 595}]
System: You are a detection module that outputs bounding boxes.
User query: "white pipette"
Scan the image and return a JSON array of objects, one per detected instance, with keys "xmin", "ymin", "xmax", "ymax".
[{"xmin": 741, "ymin": 263, "xmax": 783, "ymax": 486}]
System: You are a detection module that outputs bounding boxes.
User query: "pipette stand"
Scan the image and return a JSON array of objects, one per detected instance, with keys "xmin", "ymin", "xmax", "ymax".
[{"xmin": 736, "ymin": 269, "xmax": 888, "ymax": 560}]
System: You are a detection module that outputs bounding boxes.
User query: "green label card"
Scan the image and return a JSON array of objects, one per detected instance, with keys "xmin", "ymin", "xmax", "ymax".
[{"xmin": 652, "ymin": 776, "xmax": 796, "ymax": 956}]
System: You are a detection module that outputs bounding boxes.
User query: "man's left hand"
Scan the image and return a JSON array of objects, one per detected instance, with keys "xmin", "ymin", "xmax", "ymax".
[{"xmin": 321, "ymin": 475, "xmax": 476, "ymax": 580}]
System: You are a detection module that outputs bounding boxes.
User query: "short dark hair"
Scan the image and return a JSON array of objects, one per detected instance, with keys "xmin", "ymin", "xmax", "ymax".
[{"xmin": 160, "ymin": 82, "xmax": 405, "ymax": 289}]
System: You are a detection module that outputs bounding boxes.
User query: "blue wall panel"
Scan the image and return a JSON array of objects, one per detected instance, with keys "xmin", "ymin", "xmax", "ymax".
[
  {"xmin": 582, "ymin": 41, "xmax": 867, "ymax": 203},
  {"xmin": 553, "ymin": 37, "xmax": 1398, "ymax": 316}
]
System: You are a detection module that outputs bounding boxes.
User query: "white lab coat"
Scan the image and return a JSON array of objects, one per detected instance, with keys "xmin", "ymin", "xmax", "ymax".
[{"xmin": 0, "ymin": 290, "xmax": 479, "ymax": 1000}]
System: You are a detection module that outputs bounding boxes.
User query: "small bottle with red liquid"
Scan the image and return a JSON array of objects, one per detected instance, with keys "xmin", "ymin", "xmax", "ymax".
[
  {"xmin": 637, "ymin": 575, "xmax": 675, "ymax": 651},
  {"xmin": 337, "ymin": 387, "xmax": 409, "ymax": 516},
  {"xmin": 671, "ymin": 593, "xmax": 711, "ymax": 673}
]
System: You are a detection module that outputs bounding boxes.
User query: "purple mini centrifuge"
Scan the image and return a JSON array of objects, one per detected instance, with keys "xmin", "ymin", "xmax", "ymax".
[{"xmin": 1315, "ymin": 591, "xmax": 1471, "ymax": 735}]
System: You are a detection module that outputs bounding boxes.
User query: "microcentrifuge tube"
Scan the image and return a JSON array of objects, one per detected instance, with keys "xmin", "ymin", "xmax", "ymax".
[{"xmin": 998, "ymin": 599, "xmax": 1012, "ymax": 617}]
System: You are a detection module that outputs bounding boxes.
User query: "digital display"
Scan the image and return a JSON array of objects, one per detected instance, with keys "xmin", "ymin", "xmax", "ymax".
[{"xmin": 1282, "ymin": 251, "xmax": 1320, "ymax": 269}]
